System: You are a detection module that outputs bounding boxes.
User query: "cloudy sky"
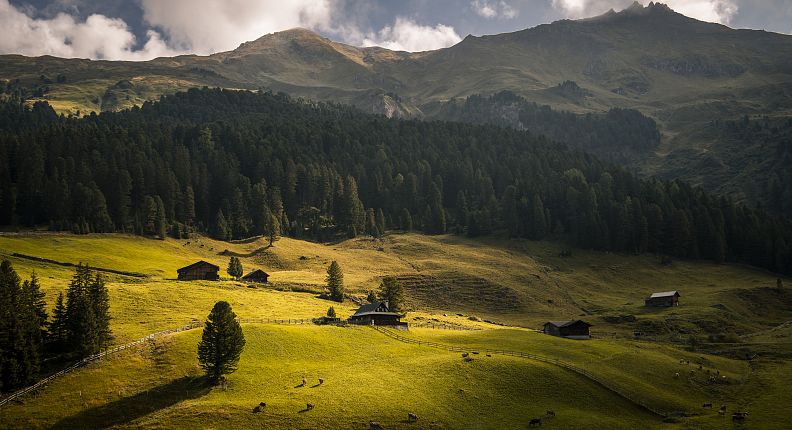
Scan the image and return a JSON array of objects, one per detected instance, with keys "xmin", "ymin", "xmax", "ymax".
[{"xmin": 1, "ymin": 0, "xmax": 790, "ymax": 60}]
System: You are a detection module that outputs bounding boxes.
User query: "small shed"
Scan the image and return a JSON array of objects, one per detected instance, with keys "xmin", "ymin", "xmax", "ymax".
[
  {"xmin": 645, "ymin": 291, "xmax": 680, "ymax": 307},
  {"xmin": 241, "ymin": 269, "xmax": 270, "ymax": 284},
  {"xmin": 543, "ymin": 320, "xmax": 592, "ymax": 339},
  {"xmin": 177, "ymin": 261, "xmax": 220, "ymax": 281},
  {"xmin": 348, "ymin": 301, "xmax": 407, "ymax": 328}
]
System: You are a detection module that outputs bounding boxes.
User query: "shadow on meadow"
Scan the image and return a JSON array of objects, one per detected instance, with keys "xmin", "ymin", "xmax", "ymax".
[{"xmin": 49, "ymin": 376, "xmax": 211, "ymax": 429}]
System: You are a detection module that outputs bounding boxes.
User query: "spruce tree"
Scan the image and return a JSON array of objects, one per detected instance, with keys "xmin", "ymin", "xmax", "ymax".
[
  {"xmin": 264, "ymin": 209, "xmax": 281, "ymax": 246},
  {"xmin": 376, "ymin": 208, "xmax": 387, "ymax": 236},
  {"xmin": 327, "ymin": 306, "xmax": 336, "ymax": 318},
  {"xmin": 325, "ymin": 261, "xmax": 344, "ymax": 302},
  {"xmin": 88, "ymin": 273, "xmax": 112, "ymax": 352},
  {"xmin": 197, "ymin": 301, "xmax": 246, "ymax": 382},
  {"xmin": 378, "ymin": 277, "xmax": 404, "ymax": 313},
  {"xmin": 50, "ymin": 292, "xmax": 67, "ymax": 350},
  {"xmin": 227, "ymin": 256, "xmax": 243, "ymax": 280},
  {"xmin": 0, "ymin": 260, "xmax": 43, "ymax": 390},
  {"xmin": 366, "ymin": 290, "xmax": 378, "ymax": 303},
  {"xmin": 21, "ymin": 273, "xmax": 48, "ymax": 339},
  {"xmin": 213, "ymin": 209, "xmax": 231, "ymax": 241}
]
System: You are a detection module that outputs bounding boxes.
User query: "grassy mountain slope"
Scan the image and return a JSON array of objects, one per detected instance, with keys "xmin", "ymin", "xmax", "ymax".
[{"xmin": 0, "ymin": 232, "xmax": 790, "ymax": 428}]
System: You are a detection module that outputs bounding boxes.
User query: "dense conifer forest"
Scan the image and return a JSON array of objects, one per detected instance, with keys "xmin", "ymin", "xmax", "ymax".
[
  {"xmin": 0, "ymin": 88, "xmax": 790, "ymax": 274},
  {"xmin": 429, "ymin": 90, "xmax": 662, "ymax": 163}
]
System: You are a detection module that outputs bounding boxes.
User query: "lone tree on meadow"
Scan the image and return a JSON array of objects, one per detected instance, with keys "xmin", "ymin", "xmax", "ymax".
[
  {"xmin": 378, "ymin": 276, "xmax": 404, "ymax": 313},
  {"xmin": 325, "ymin": 261, "xmax": 344, "ymax": 302},
  {"xmin": 264, "ymin": 210, "xmax": 281, "ymax": 247},
  {"xmin": 327, "ymin": 306, "xmax": 336, "ymax": 318},
  {"xmin": 197, "ymin": 301, "xmax": 246, "ymax": 382},
  {"xmin": 227, "ymin": 256, "xmax": 243, "ymax": 280}
]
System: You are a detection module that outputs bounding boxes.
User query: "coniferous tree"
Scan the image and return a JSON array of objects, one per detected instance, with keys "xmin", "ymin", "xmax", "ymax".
[
  {"xmin": 197, "ymin": 301, "xmax": 246, "ymax": 382},
  {"xmin": 88, "ymin": 273, "xmax": 112, "ymax": 352},
  {"xmin": 50, "ymin": 292, "xmax": 67, "ymax": 350},
  {"xmin": 22, "ymin": 273, "xmax": 47, "ymax": 339},
  {"xmin": 366, "ymin": 290, "xmax": 378, "ymax": 303},
  {"xmin": 0, "ymin": 260, "xmax": 44, "ymax": 390},
  {"xmin": 325, "ymin": 261, "xmax": 344, "ymax": 302},
  {"xmin": 227, "ymin": 256, "xmax": 243, "ymax": 280},
  {"xmin": 378, "ymin": 277, "xmax": 404, "ymax": 313},
  {"xmin": 326, "ymin": 306, "xmax": 336, "ymax": 318},
  {"xmin": 264, "ymin": 210, "xmax": 281, "ymax": 246},
  {"xmin": 213, "ymin": 209, "xmax": 231, "ymax": 241},
  {"xmin": 376, "ymin": 208, "xmax": 387, "ymax": 235}
]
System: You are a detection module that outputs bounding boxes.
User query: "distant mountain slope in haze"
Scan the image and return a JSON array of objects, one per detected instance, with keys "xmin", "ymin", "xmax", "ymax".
[{"xmin": 2, "ymin": 2, "xmax": 792, "ymax": 208}]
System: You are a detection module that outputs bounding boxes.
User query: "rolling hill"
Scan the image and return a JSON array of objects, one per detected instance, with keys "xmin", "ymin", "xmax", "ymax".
[{"xmin": 0, "ymin": 232, "xmax": 790, "ymax": 428}]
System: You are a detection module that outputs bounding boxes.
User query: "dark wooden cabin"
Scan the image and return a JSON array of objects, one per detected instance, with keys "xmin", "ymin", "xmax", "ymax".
[
  {"xmin": 241, "ymin": 269, "xmax": 269, "ymax": 284},
  {"xmin": 645, "ymin": 291, "xmax": 680, "ymax": 307},
  {"xmin": 177, "ymin": 261, "xmax": 220, "ymax": 281},
  {"xmin": 348, "ymin": 301, "xmax": 407, "ymax": 328},
  {"xmin": 543, "ymin": 320, "xmax": 592, "ymax": 339}
]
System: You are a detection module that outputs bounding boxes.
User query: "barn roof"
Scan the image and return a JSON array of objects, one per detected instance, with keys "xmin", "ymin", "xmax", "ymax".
[
  {"xmin": 648, "ymin": 291, "xmax": 680, "ymax": 298},
  {"xmin": 544, "ymin": 320, "xmax": 592, "ymax": 328},
  {"xmin": 242, "ymin": 269, "xmax": 270, "ymax": 279},
  {"xmin": 177, "ymin": 260, "xmax": 220, "ymax": 273},
  {"xmin": 352, "ymin": 301, "xmax": 400, "ymax": 317}
]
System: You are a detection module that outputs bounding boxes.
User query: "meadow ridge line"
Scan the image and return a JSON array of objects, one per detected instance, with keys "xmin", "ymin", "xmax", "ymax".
[
  {"xmin": 370, "ymin": 326, "xmax": 671, "ymax": 419},
  {"xmin": 9, "ymin": 252, "xmax": 148, "ymax": 278}
]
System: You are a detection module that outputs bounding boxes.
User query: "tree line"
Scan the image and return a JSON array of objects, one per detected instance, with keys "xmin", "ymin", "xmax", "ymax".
[
  {"xmin": 0, "ymin": 88, "xmax": 790, "ymax": 274},
  {"xmin": 0, "ymin": 261, "xmax": 112, "ymax": 392}
]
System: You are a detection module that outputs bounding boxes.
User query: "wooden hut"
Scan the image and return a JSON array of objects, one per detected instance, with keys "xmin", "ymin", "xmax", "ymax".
[
  {"xmin": 241, "ymin": 269, "xmax": 270, "ymax": 284},
  {"xmin": 644, "ymin": 291, "xmax": 680, "ymax": 307},
  {"xmin": 543, "ymin": 320, "xmax": 592, "ymax": 339},
  {"xmin": 348, "ymin": 301, "xmax": 407, "ymax": 328},
  {"xmin": 177, "ymin": 261, "xmax": 220, "ymax": 281}
]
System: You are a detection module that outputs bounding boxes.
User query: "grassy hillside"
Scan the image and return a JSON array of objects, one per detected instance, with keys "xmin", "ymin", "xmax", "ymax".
[{"xmin": 0, "ymin": 232, "xmax": 791, "ymax": 428}]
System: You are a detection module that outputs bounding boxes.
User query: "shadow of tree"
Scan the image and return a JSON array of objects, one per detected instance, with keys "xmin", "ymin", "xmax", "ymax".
[{"xmin": 50, "ymin": 376, "xmax": 211, "ymax": 430}]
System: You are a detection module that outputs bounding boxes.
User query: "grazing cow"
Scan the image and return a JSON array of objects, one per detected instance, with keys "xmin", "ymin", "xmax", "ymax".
[
  {"xmin": 369, "ymin": 421, "xmax": 384, "ymax": 429},
  {"xmin": 302, "ymin": 376, "xmax": 307, "ymax": 387},
  {"xmin": 546, "ymin": 410, "xmax": 555, "ymax": 417},
  {"xmin": 529, "ymin": 418, "xmax": 542, "ymax": 427},
  {"xmin": 408, "ymin": 412, "xmax": 419, "ymax": 422},
  {"xmin": 253, "ymin": 402, "xmax": 266, "ymax": 413},
  {"xmin": 732, "ymin": 412, "xmax": 748, "ymax": 422},
  {"xmin": 486, "ymin": 354, "xmax": 492, "ymax": 357},
  {"xmin": 318, "ymin": 378, "xmax": 324, "ymax": 385},
  {"xmin": 306, "ymin": 403, "xmax": 315, "ymax": 411},
  {"xmin": 462, "ymin": 353, "xmax": 469, "ymax": 358},
  {"xmin": 703, "ymin": 402, "xmax": 713, "ymax": 408}
]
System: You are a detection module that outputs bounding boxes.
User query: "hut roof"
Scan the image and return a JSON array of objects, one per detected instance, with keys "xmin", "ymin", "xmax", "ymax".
[
  {"xmin": 648, "ymin": 291, "xmax": 680, "ymax": 299},
  {"xmin": 352, "ymin": 301, "xmax": 401, "ymax": 317},
  {"xmin": 544, "ymin": 320, "xmax": 592, "ymax": 328},
  {"xmin": 242, "ymin": 269, "xmax": 270, "ymax": 279},
  {"xmin": 177, "ymin": 260, "xmax": 219, "ymax": 273}
]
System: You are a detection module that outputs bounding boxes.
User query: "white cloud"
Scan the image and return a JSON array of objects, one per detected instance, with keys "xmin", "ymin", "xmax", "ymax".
[
  {"xmin": 551, "ymin": 0, "xmax": 738, "ymax": 24},
  {"xmin": 471, "ymin": 1, "xmax": 518, "ymax": 19},
  {"xmin": 0, "ymin": 0, "xmax": 179, "ymax": 60},
  {"xmin": 361, "ymin": 17, "xmax": 462, "ymax": 52},
  {"xmin": 140, "ymin": 0, "xmax": 335, "ymax": 54}
]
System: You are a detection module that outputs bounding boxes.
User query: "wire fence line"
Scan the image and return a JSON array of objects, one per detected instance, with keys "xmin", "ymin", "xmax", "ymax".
[
  {"xmin": 0, "ymin": 322, "xmax": 202, "ymax": 408},
  {"xmin": 371, "ymin": 326, "xmax": 672, "ymax": 419}
]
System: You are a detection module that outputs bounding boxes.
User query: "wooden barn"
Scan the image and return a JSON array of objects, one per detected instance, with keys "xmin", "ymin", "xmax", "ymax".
[
  {"xmin": 177, "ymin": 261, "xmax": 220, "ymax": 281},
  {"xmin": 543, "ymin": 320, "xmax": 592, "ymax": 339},
  {"xmin": 645, "ymin": 291, "xmax": 680, "ymax": 307},
  {"xmin": 348, "ymin": 301, "xmax": 407, "ymax": 328},
  {"xmin": 241, "ymin": 269, "xmax": 269, "ymax": 284}
]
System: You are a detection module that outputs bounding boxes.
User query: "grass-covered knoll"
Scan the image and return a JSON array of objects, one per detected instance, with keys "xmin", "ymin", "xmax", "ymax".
[
  {"xmin": 1, "ymin": 232, "xmax": 789, "ymax": 341},
  {"xmin": 1, "ymin": 325, "xmax": 661, "ymax": 430},
  {"xmin": 0, "ymin": 232, "xmax": 791, "ymax": 428}
]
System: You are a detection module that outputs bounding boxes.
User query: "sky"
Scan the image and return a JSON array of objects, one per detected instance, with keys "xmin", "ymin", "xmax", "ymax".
[{"xmin": 1, "ymin": 0, "xmax": 791, "ymax": 60}]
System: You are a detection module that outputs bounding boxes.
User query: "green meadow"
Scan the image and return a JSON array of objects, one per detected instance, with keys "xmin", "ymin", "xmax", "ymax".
[{"xmin": 0, "ymin": 232, "xmax": 790, "ymax": 429}]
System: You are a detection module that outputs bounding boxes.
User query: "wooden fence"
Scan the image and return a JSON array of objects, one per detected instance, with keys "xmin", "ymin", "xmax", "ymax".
[
  {"xmin": 371, "ymin": 326, "xmax": 673, "ymax": 420},
  {"xmin": 0, "ymin": 322, "xmax": 202, "ymax": 408}
]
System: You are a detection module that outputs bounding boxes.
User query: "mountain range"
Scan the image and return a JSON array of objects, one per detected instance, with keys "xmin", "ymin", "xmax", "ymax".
[{"xmin": 2, "ymin": 1, "xmax": 792, "ymax": 210}]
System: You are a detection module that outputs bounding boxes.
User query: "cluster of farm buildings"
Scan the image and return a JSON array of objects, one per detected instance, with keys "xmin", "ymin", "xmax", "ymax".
[{"xmin": 175, "ymin": 260, "xmax": 681, "ymax": 338}]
